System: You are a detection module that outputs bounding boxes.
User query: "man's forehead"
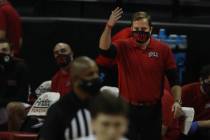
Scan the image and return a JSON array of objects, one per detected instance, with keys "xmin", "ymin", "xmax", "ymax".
[
  {"xmin": 132, "ymin": 19, "xmax": 149, "ymax": 27},
  {"xmin": 54, "ymin": 43, "xmax": 71, "ymax": 50}
]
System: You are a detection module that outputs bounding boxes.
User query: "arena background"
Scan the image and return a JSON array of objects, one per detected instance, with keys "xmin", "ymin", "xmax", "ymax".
[{"xmin": 9, "ymin": 0, "xmax": 210, "ymax": 91}]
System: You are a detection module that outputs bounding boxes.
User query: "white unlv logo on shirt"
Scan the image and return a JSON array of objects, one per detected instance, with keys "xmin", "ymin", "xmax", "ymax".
[{"xmin": 148, "ymin": 51, "xmax": 159, "ymax": 58}]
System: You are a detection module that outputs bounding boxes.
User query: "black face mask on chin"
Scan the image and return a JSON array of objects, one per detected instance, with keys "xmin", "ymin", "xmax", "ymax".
[
  {"xmin": 78, "ymin": 77, "xmax": 103, "ymax": 96},
  {"xmin": 55, "ymin": 54, "xmax": 72, "ymax": 68}
]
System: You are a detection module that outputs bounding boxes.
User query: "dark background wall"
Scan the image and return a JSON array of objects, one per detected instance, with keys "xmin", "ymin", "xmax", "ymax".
[
  {"xmin": 19, "ymin": 18, "xmax": 210, "ymax": 91},
  {"xmin": 6, "ymin": 0, "xmax": 210, "ymax": 90}
]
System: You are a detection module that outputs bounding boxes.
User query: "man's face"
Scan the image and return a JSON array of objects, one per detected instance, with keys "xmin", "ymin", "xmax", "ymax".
[
  {"xmin": 53, "ymin": 43, "xmax": 72, "ymax": 59},
  {"xmin": 92, "ymin": 114, "xmax": 128, "ymax": 140},
  {"xmin": 74, "ymin": 61, "xmax": 101, "ymax": 97},
  {"xmin": 0, "ymin": 43, "xmax": 11, "ymax": 55},
  {"xmin": 79, "ymin": 62, "xmax": 99, "ymax": 81},
  {"xmin": 53, "ymin": 43, "xmax": 73, "ymax": 68},
  {"xmin": 131, "ymin": 18, "xmax": 151, "ymax": 32},
  {"xmin": 200, "ymin": 75, "xmax": 210, "ymax": 95},
  {"xmin": 200, "ymin": 76, "xmax": 210, "ymax": 85}
]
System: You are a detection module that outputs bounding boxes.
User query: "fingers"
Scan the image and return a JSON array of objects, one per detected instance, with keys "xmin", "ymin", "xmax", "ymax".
[
  {"xmin": 112, "ymin": 7, "xmax": 123, "ymax": 17},
  {"xmin": 113, "ymin": 7, "xmax": 121, "ymax": 13}
]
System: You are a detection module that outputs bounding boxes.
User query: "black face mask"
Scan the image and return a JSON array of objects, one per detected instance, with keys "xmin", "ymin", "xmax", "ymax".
[
  {"xmin": 0, "ymin": 53, "xmax": 11, "ymax": 73},
  {"xmin": 79, "ymin": 77, "xmax": 103, "ymax": 96},
  {"xmin": 132, "ymin": 31, "xmax": 151, "ymax": 44},
  {"xmin": 55, "ymin": 54, "xmax": 72, "ymax": 68},
  {"xmin": 0, "ymin": 53, "xmax": 11, "ymax": 65}
]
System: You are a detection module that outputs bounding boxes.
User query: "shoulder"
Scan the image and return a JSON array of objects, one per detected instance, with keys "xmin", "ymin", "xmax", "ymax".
[
  {"xmin": 57, "ymin": 93, "xmax": 78, "ymax": 112},
  {"xmin": 151, "ymin": 38, "xmax": 171, "ymax": 51},
  {"xmin": 182, "ymin": 82, "xmax": 200, "ymax": 91},
  {"xmin": 112, "ymin": 38, "xmax": 132, "ymax": 46},
  {"xmin": 13, "ymin": 57, "xmax": 28, "ymax": 70},
  {"xmin": 182, "ymin": 82, "xmax": 200, "ymax": 96},
  {"xmin": 52, "ymin": 69, "xmax": 62, "ymax": 80}
]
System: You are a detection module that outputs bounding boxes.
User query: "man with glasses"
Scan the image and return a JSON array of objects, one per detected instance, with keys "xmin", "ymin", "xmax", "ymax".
[
  {"xmin": 51, "ymin": 42, "xmax": 74, "ymax": 96},
  {"xmin": 181, "ymin": 65, "xmax": 210, "ymax": 140}
]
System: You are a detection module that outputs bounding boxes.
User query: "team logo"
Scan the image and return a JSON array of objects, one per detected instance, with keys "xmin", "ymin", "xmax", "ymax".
[{"xmin": 148, "ymin": 51, "xmax": 159, "ymax": 58}]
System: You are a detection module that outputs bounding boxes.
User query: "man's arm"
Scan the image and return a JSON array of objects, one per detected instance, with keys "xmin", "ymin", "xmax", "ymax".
[
  {"xmin": 99, "ymin": 7, "xmax": 123, "ymax": 51},
  {"xmin": 166, "ymin": 69, "xmax": 182, "ymax": 118},
  {"xmin": 16, "ymin": 61, "xmax": 29, "ymax": 102},
  {"xmin": 197, "ymin": 120, "xmax": 210, "ymax": 128}
]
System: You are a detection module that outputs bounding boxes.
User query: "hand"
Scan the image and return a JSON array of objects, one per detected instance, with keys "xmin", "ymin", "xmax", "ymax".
[
  {"xmin": 189, "ymin": 121, "xmax": 199, "ymax": 135},
  {"xmin": 172, "ymin": 102, "xmax": 182, "ymax": 119},
  {"xmin": 107, "ymin": 7, "xmax": 123, "ymax": 28}
]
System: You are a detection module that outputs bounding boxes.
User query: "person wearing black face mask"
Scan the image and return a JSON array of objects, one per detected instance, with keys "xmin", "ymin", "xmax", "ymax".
[
  {"xmin": 99, "ymin": 7, "xmax": 182, "ymax": 140},
  {"xmin": 0, "ymin": 39, "xmax": 29, "ymax": 131},
  {"xmin": 51, "ymin": 42, "xmax": 74, "ymax": 96},
  {"xmin": 181, "ymin": 65, "xmax": 210, "ymax": 140},
  {"xmin": 39, "ymin": 56, "xmax": 103, "ymax": 140}
]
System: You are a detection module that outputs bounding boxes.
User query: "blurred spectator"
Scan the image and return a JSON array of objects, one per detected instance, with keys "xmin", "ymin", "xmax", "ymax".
[
  {"xmin": 51, "ymin": 43, "xmax": 73, "ymax": 96},
  {"xmin": 21, "ymin": 92, "xmax": 60, "ymax": 133},
  {"xmin": 0, "ymin": 0, "xmax": 22, "ymax": 56},
  {"xmin": 181, "ymin": 65, "xmax": 210, "ymax": 140},
  {"xmin": 0, "ymin": 39, "xmax": 29, "ymax": 131},
  {"xmin": 78, "ymin": 92, "xmax": 128, "ymax": 140},
  {"xmin": 39, "ymin": 56, "xmax": 103, "ymax": 140}
]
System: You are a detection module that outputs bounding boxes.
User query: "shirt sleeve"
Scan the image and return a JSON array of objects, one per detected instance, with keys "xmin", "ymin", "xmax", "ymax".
[
  {"xmin": 99, "ymin": 40, "xmax": 124, "ymax": 62},
  {"xmin": 0, "ymin": 11, "xmax": 6, "ymax": 30},
  {"xmin": 16, "ymin": 61, "xmax": 29, "ymax": 103},
  {"xmin": 96, "ymin": 55, "xmax": 116, "ymax": 68},
  {"xmin": 181, "ymin": 85, "xmax": 195, "ymax": 107},
  {"xmin": 39, "ymin": 104, "xmax": 64, "ymax": 140}
]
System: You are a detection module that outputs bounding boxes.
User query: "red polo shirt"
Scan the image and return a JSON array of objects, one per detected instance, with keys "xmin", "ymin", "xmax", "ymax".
[
  {"xmin": 113, "ymin": 37, "xmax": 176, "ymax": 103},
  {"xmin": 112, "ymin": 27, "xmax": 131, "ymax": 42},
  {"xmin": 51, "ymin": 69, "xmax": 72, "ymax": 96},
  {"xmin": 182, "ymin": 82, "xmax": 210, "ymax": 121},
  {"xmin": 0, "ymin": 2, "xmax": 22, "ymax": 56}
]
